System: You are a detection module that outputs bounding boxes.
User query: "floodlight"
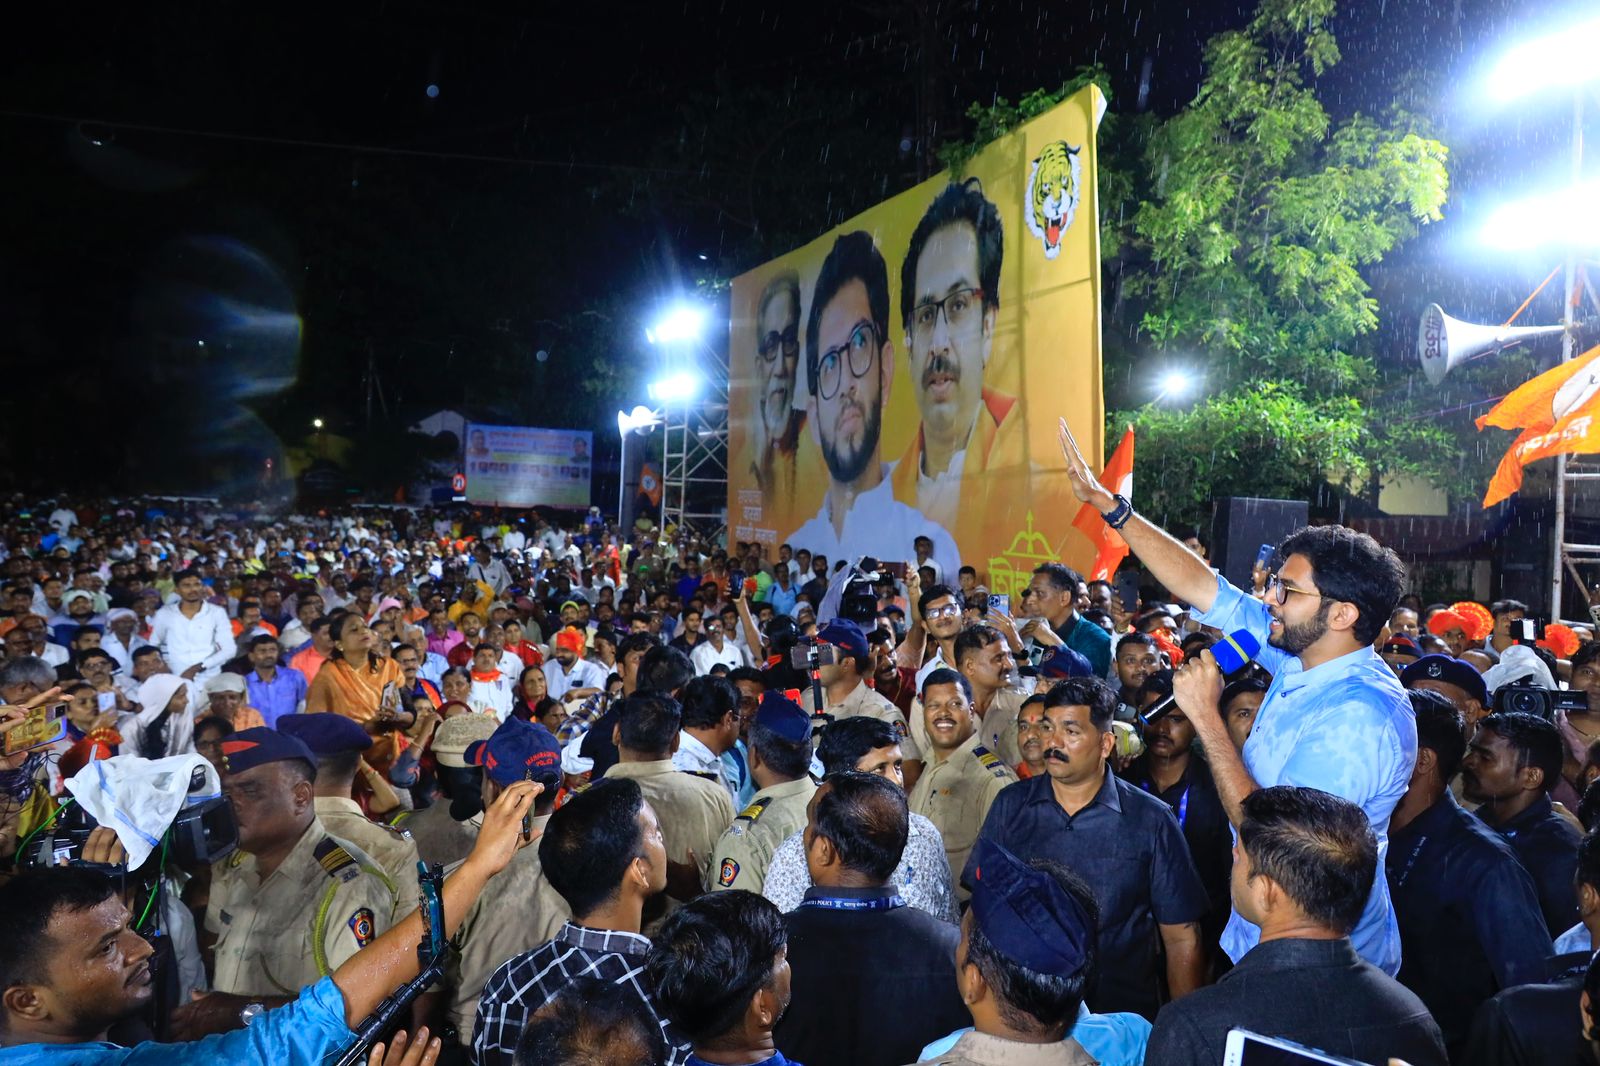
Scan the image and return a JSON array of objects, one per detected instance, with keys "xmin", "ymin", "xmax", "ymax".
[
  {"xmin": 312, "ymin": 418, "xmax": 324, "ymax": 429},
  {"xmin": 647, "ymin": 373, "xmax": 702, "ymax": 404},
  {"xmin": 1487, "ymin": 15, "xmax": 1600, "ymax": 99},
  {"xmin": 1158, "ymin": 370, "xmax": 1197, "ymax": 400},
  {"xmin": 1482, "ymin": 181, "xmax": 1600, "ymax": 251},
  {"xmin": 645, "ymin": 305, "xmax": 707, "ymax": 345}
]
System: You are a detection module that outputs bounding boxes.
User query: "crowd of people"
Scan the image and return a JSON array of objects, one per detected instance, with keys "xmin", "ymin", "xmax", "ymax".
[{"xmin": 0, "ymin": 467, "xmax": 1596, "ymax": 1066}]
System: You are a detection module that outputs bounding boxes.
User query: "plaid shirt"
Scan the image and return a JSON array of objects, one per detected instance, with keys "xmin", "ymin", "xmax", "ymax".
[
  {"xmin": 555, "ymin": 690, "xmax": 609, "ymax": 744},
  {"xmin": 471, "ymin": 921, "xmax": 689, "ymax": 1066}
]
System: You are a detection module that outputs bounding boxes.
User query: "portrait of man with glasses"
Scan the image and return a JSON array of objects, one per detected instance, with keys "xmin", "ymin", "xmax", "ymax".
[
  {"xmin": 746, "ymin": 271, "xmax": 808, "ymax": 508},
  {"xmin": 888, "ymin": 177, "xmax": 1077, "ymax": 559},
  {"xmin": 787, "ymin": 230, "xmax": 959, "ymax": 577}
]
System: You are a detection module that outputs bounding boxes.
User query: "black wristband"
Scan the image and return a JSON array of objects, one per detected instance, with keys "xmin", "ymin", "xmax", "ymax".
[{"xmin": 1104, "ymin": 494, "xmax": 1133, "ymax": 530}]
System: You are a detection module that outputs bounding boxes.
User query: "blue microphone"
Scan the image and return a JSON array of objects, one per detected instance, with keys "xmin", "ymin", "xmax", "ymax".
[{"xmin": 1138, "ymin": 628, "xmax": 1262, "ymax": 727}]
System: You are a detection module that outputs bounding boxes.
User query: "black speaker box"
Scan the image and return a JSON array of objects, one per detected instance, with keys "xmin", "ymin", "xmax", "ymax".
[{"xmin": 1210, "ymin": 497, "xmax": 1310, "ymax": 590}]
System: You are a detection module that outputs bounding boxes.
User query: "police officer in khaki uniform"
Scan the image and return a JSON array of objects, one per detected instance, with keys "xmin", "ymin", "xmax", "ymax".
[
  {"xmin": 205, "ymin": 727, "xmax": 398, "ymax": 1001},
  {"xmin": 905, "ymin": 837, "xmax": 1100, "ymax": 1066},
  {"xmin": 910, "ymin": 624, "xmax": 1035, "ymax": 770},
  {"xmin": 396, "ymin": 713, "xmax": 498, "ymax": 868},
  {"xmin": 907, "ymin": 668, "xmax": 1015, "ymax": 901},
  {"xmin": 604, "ymin": 691, "xmax": 736, "ymax": 894},
  {"xmin": 803, "ymin": 618, "xmax": 920, "ymax": 764},
  {"xmin": 709, "ymin": 690, "xmax": 817, "ymax": 894},
  {"xmin": 279, "ymin": 712, "xmax": 421, "ymax": 917},
  {"xmin": 446, "ymin": 717, "xmax": 571, "ymax": 1046}
]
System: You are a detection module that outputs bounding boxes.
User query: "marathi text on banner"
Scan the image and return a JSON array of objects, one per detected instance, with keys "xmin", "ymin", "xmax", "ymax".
[{"xmin": 464, "ymin": 423, "xmax": 593, "ymax": 509}]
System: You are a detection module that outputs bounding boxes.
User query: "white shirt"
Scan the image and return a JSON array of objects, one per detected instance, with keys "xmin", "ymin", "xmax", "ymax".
[
  {"xmin": 149, "ymin": 601, "xmax": 233, "ymax": 676},
  {"xmin": 468, "ymin": 674, "xmax": 517, "ymax": 721},
  {"xmin": 915, "ymin": 447, "xmax": 967, "ymax": 535},
  {"xmin": 503, "ymin": 530, "xmax": 527, "ymax": 552},
  {"xmin": 103, "ymin": 632, "xmax": 150, "ymax": 677},
  {"xmin": 915, "ymin": 646, "xmax": 953, "ymax": 693},
  {"xmin": 787, "ymin": 463, "xmax": 961, "ymax": 583},
  {"xmin": 690, "ymin": 638, "xmax": 746, "ymax": 676},
  {"xmin": 543, "ymin": 656, "xmax": 608, "ymax": 701},
  {"xmin": 672, "ymin": 730, "xmax": 739, "ymax": 802}
]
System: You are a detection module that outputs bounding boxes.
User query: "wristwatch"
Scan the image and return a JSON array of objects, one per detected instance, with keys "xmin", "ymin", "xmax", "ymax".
[
  {"xmin": 1103, "ymin": 494, "xmax": 1134, "ymax": 530},
  {"xmin": 239, "ymin": 1001, "xmax": 266, "ymax": 1026}
]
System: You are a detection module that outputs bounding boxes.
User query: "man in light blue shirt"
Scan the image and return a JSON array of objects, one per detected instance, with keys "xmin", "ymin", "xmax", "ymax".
[{"xmin": 1058, "ymin": 421, "xmax": 1415, "ymax": 976}]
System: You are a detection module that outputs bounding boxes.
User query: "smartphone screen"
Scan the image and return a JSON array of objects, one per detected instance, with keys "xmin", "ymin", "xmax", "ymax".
[
  {"xmin": 5, "ymin": 703, "xmax": 68, "ymax": 756},
  {"xmin": 730, "ymin": 569, "xmax": 746, "ymax": 593}
]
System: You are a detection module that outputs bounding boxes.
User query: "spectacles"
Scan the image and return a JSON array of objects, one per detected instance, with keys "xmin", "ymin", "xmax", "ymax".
[
  {"xmin": 814, "ymin": 321, "xmax": 880, "ymax": 401},
  {"xmin": 910, "ymin": 287, "xmax": 985, "ymax": 343},
  {"xmin": 1266, "ymin": 573, "xmax": 1324, "ymax": 605},
  {"xmin": 924, "ymin": 603, "xmax": 961, "ymax": 620},
  {"xmin": 757, "ymin": 326, "xmax": 799, "ymax": 365}
]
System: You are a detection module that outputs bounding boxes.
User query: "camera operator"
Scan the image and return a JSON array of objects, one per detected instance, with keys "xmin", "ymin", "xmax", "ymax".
[
  {"xmin": 0, "ymin": 780, "xmax": 540, "ymax": 1064},
  {"xmin": 799, "ymin": 619, "xmax": 920, "ymax": 789}
]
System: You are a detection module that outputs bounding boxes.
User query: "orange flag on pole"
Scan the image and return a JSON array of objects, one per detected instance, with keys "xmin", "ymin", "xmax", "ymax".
[
  {"xmin": 1072, "ymin": 426, "xmax": 1135, "ymax": 580},
  {"xmin": 1477, "ymin": 344, "xmax": 1600, "ymax": 507}
]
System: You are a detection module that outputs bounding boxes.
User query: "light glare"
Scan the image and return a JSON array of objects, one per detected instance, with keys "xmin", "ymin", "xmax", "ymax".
[
  {"xmin": 1158, "ymin": 370, "xmax": 1195, "ymax": 399},
  {"xmin": 647, "ymin": 373, "xmax": 702, "ymax": 403},
  {"xmin": 646, "ymin": 305, "xmax": 707, "ymax": 345},
  {"xmin": 1487, "ymin": 16, "xmax": 1600, "ymax": 99},
  {"xmin": 1481, "ymin": 181, "xmax": 1600, "ymax": 251}
]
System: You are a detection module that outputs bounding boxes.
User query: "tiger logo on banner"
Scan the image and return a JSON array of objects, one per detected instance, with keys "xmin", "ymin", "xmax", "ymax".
[
  {"xmin": 727, "ymin": 87, "xmax": 1107, "ymax": 587},
  {"xmin": 1024, "ymin": 140, "xmax": 1083, "ymax": 261}
]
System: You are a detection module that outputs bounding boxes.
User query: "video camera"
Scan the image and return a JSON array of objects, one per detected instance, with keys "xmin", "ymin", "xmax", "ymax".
[
  {"xmin": 20, "ymin": 765, "xmax": 238, "ymax": 871},
  {"xmin": 838, "ymin": 557, "xmax": 894, "ymax": 627},
  {"xmin": 1492, "ymin": 676, "xmax": 1587, "ymax": 722}
]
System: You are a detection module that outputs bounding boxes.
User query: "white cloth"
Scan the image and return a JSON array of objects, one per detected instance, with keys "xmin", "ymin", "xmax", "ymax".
[
  {"xmin": 64, "ymin": 753, "xmax": 220, "ymax": 870},
  {"xmin": 914, "ymin": 647, "xmax": 953, "ymax": 694},
  {"xmin": 690, "ymin": 639, "xmax": 747, "ymax": 676},
  {"xmin": 786, "ymin": 462, "xmax": 961, "ymax": 589},
  {"xmin": 103, "ymin": 631, "xmax": 148, "ymax": 677},
  {"xmin": 468, "ymin": 559, "xmax": 513, "ymax": 596},
  {"xmin": 1483, "ymin": 643, "xmax": 1558, "ymax": 694},
  {"xmin": 149, "ymin": 601, "xmax": 233, "ymax": 677},
  {"xmin": 1555, "ymin": 921, "xmax": 1591, "ymax": 955}
]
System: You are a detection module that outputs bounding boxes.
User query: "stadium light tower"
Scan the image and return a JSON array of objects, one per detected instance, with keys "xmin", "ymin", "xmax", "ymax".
[
  {"xmin": 639, "ymin": 299, "xmax": 728, "ymax": 539},
  {"xmin": 1480, "ymin": 12, "xmax": 1600, "ymax": 618}
]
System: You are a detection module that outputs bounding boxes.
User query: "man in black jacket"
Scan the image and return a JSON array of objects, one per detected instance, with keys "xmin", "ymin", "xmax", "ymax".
[
  {"xmin": 1146, "ymin": 786, "xmax": 1448, "ymax": 1066},
  {"xmin": 1385, "ymin": 691, "xmax": 1553, "ymax": 1054},
  {"xmin": 773, "ymin": 770, "xmax": 967, "ymax": 1066}
]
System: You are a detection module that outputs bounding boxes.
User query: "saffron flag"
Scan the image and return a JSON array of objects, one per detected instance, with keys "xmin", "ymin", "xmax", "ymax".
[
  {"xmin": 1477, "ymin": 344, "xmax": 1600, "ymax": 507},
  {"xmin": 1072, "ymin": 426, "xmax": 1135, "ymax": 580}
]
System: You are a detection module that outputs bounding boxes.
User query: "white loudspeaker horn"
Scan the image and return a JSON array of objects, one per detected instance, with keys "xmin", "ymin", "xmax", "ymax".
[{"xmin": 1417, "ymin": 303, "xmax": 1566, "ymax": 385}]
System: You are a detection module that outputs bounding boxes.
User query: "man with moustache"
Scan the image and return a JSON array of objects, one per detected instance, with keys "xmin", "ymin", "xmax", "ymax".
[
  {"xmin": 787, "ymin": 231, "xmax": 960, "ymax": 579},
  {"xmin": 890, "ymin": 178, "xmax": 1074, "ymax": 553},
  {"xmin": 748, "ymin": 273, "xmax": 810, "ymax": 516}
]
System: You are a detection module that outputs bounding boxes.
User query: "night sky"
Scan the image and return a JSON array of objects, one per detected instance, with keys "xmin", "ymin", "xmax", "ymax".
[{"xmin": 0, "ymin": 0, "xmax": 1588, "ymax": 497}]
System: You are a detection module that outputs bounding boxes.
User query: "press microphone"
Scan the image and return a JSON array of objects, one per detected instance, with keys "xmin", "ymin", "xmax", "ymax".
[{"xmin": 1138, "ymin": 629, "xmax": 1262, "ymax": 728}]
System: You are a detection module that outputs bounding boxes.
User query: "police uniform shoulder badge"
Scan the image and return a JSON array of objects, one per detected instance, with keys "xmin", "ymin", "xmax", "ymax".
[
  {"xmin": 737, "ymin": 798, "xmax": 770, "ymax": 824},
  {"xmin": 347, "ymin": 907, "xmax": 375, "ymax": 948},
  {"xmin": 973, "ymin": 747, "xmax": 1009, "ymax": 779},
  {"xmin": 313, "ymin": 837, "xmax": 361, "ymax": 883},
  {"xmin": 718, "ymin": 858, "xmax": 740, "ymax": 887}
]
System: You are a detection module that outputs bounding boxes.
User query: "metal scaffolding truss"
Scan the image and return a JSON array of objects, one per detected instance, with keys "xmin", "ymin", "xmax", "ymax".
[{"xmin": 660, "ymin": 375, "xmax": 729, "ymax": 543}]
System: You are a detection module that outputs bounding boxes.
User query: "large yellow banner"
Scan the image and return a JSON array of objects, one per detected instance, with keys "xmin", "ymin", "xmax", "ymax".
[{"xmin": 727, "ymin": 87, "xmax": 1105, "ymax": 595}]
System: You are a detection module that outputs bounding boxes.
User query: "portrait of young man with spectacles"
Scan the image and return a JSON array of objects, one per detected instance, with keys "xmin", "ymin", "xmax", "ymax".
[{"xmin": 787, "ymin": 230, "xmax": 959, "ymax": 576}]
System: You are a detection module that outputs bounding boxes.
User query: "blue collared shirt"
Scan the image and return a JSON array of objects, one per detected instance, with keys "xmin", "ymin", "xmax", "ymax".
[
  {"xmin": 919, "ymin": 1004, "xmax": 1152, "ymax": 1066},
  {"xmin": 1193, "ymin": 573, "xmax": 1416, "ymax": 976},
  {"xmin": 245, "ymin": 666, "xmax": 308, "ymax": 728},
  {"xmin": 0, "ymin": 975, "xmax": 352, "ymax": 1064}
]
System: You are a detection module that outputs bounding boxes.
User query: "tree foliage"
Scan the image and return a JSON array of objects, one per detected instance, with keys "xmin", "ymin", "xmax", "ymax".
[{"xmin": 945, "ymin": 0, "xmax": 1452, "ymax": 529}]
